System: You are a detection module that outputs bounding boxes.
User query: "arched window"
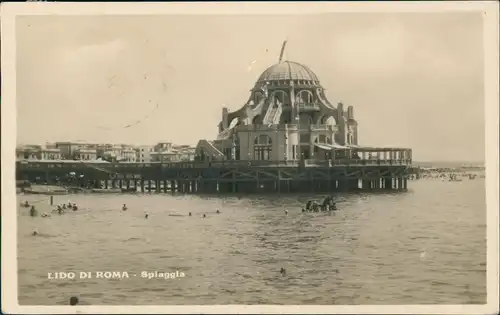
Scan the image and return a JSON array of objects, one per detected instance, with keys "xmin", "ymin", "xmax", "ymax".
[
  {"xmin": 253, "ymin": 134, "xmax": 272, "ymax": 160},
  {"xmin": 296, "ymin": 90, "xmax": 314, "ymax": 105},
  {"xmin": 271, "ymin": 90, "xmax": 289, "ymax": 106},
  {"xmin": 319, "ymin": 115, "xmax": 337, "ymax": 126}
]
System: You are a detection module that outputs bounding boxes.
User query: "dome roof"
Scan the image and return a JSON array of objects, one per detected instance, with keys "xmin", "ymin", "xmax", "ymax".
[{"xmin": 256, "ymin": 61, "xmax": 320, "ymax": 83}]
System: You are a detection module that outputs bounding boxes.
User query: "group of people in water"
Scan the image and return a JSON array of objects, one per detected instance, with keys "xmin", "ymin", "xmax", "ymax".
[
  {"xmin": 22, "ymin": 200, "xmax": 79, "ymax": 218},
  {"xmin": 302, "ymin": 196, "xmax": 338, "ymax": 213}
]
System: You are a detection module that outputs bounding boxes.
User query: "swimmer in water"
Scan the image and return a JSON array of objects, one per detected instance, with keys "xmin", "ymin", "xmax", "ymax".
[
  {"xmin": 32, "ymin": 230, "xmax": 38, "ymax": 236},
  {"xmin": 216, "ymin": 209, "xmax": 220, "ymax": 214},
  {"xmin": 62, "ymin": 204, "xmax": 66, "ymax": 209},
  {"xmin": 280, "ymin": 267, "xmax": 286, "ymax": 276},
  {"xmin": 122, "ymin": 204, "xmax": 127, "ymax": 211},
  {"xmin": 145, "ymin": 213, "xmax": 149, "ymax": 219},
  {"xmin": 69, "ymin": 296, "xmax": 79, "ymax": 306},
  {"xmin": 189, "ymin": 212, "xmax": 192, "ymax": 216},
  {"xmin": 24, "ymin": 201, "xmax": 29, "ymax": 207},
  {"xmin": 285, "ymin": 209, "xmax": 288, "ymax": 215},
  {"xmin": 203, "ymin": 214, "xmax": 206, "ymax": 218}
]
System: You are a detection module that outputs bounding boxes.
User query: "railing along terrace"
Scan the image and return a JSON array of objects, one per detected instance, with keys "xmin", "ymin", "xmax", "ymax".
[
  {"xmin": 235, "ymin": 123, "xmax": 336, "ymax": 132},
  {"xmin": 17, "ymin": 157, "xmax": 412, "ymax": 170}
]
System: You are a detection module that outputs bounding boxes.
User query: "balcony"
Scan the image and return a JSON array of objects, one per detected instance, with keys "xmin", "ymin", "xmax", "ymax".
[{"xmin": 296, "ymin": 102, "xmax": 320, "ymax": 111}]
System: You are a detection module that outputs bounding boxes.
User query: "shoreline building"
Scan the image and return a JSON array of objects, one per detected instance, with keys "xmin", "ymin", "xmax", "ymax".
[{"xmin": 196, "ymin": 57, "xmax": 363, "ymax": 163}]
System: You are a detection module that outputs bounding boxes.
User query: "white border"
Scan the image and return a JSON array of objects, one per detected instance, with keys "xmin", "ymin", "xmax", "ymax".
[{"xmin": 1, "ymin": 2, "xmax": 499, "ymax": 314}]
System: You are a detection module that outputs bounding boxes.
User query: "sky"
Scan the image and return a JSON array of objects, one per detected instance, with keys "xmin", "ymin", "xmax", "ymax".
[{"xmin": 15, "ymin": 13, "xmax": 485, "ymax": 162}]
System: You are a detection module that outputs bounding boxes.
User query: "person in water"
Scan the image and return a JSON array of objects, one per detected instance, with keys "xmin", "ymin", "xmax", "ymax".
[
  {"xmin": 285, "ymin": 209, "xmax": 288, "ymax": 215},
  {"xmin": 122, "ymin": 204, "xmax": 127, "ymax": 211},
  {"xmin": 69, "ymin": 296, "xmax": 79, "ymax": 306},
  {"xmin": 24, "ymin": 201, "xmax": 29, "ymax": 207},
  {"xmin": 216, "ymin": 209, "xmax": 220, "ymax": 214},
  {"xmin": 305, "ymin": 200, "xmax": 312, "ymax": 211},
  {"xmin": 203, "ymin": 214, "xmax": 206, "ymax": 218},
  {"xmin": 280, "ymin": 267, "xmax": 286, "ymax": 276},
  {"xmin": 30, "ymin": 206, "xmax": 37, "ymax": 217},
  {"xmin": 189, "ymin": 212, "xmax": 192, "ymax": 216},
  {"xmin": 62, "ymin": 204, "xmax": 67, "ymax": 209},
  {"xmin": 145, "ymin": 213, "xmax": 149, "ymax": 219},
  {"xmin": 32, "ymin": 230, "xmax": 38, "ymax": 236}
]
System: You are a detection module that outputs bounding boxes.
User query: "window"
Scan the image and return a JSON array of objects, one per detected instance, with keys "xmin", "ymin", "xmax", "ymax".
[{"xmin": 253, "ymin": 134, "xmax": 272, "ymax": 160}]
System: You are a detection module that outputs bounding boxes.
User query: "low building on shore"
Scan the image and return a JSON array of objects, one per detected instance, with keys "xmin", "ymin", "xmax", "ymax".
[
  {"xmin": 16, "ymin": 144, "xmax": 62, "ymax": 161},
  {"xmin": 74, "ymin": 148, "xmax": 97, "ymax": 161},
  {"xmin": 41, "ymin": 148, "xmax": 62, "ymax": 160}
]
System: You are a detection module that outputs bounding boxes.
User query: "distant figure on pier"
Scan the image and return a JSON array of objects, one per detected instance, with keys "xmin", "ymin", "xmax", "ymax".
[
  {"xmin": 216, "ymin": 209, "xmax": 220, "ymax": 214},
  {"xmin": 189, "ymin": 212, "xmax": 192, "ymax": 216},
  {"xmin": 280, "ymin": 267, "xmax": 286, "ymax": 276},
  {"xmin": 145, "ymin": 213, "xmax": 149, "ymax": 219},
  {"xmin": 122, "ymin": 204, "xmax": 128, "ymax": 211},
  {"xmin": 69, "ymin": 296, "xmax": 79, "ymax": 306},
  {"xmin": 203, "ymin": 214, "xmax": 206, "ymax": 218}
]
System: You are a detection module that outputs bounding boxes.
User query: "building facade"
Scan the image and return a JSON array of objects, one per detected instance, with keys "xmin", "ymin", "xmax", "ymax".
[
  {"xmin": 196, "ymin": 60, "xmax": 358, "ymax": 162},
  {"xmin": 135, "ymin": 145, "xmax": 155, "ymax": 163},
  {"xmin": 16, "ymin": 145, "xmax": 62, "ymax": 161}
]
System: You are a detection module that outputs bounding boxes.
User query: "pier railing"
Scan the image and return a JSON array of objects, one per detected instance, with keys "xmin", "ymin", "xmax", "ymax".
[{"xmin": 17, "ymin": 158, "xmax": 412, "ymax": 170}]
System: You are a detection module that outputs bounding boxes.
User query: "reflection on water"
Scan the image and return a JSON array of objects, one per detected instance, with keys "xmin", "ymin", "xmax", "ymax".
[{"xmin": 17, "ymin": 180, "xmax": 486, "ymax": 305}]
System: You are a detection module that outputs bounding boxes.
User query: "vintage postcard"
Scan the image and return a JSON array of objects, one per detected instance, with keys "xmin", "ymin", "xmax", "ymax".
[{"xmin": 1, "ymin": 1, "xmax": 499, "ymax": 314}]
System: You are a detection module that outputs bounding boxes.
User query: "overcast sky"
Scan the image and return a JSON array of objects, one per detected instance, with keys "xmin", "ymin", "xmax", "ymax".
[{"xmin": 16, "ymin": 13, "xmax": 484, "ymax": 162}]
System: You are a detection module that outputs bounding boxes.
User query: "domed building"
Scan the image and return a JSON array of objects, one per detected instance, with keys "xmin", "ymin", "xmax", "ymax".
[{"xmin": 196, "ymin": 59, "xmax": 359, "ymax": 162}]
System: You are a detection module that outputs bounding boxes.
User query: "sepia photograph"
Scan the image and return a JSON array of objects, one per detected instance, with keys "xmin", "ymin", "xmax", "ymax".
[{"xmin": 1, "ymin": 1, "xmax": 498, "ymax": 314}]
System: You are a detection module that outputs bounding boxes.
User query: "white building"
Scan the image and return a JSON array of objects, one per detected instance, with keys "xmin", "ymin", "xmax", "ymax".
[{"xmin": 135, "ymin": 145, "xmax": 155, "ymax": 163}]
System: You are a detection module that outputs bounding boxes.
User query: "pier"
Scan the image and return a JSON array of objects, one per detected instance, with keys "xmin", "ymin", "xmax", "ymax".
[
  {"xmin": 16, "ymin": 43, "xmax": 415, "ymax": 194},
  {"xmin": 16, "ymin": 151, "xmax": 412, "ymax": 194}
]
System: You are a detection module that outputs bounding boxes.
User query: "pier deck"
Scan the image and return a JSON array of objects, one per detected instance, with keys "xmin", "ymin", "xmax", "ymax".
[{"xmin": 16, "ymin": 158, "xmax": 412, "ymax": 194}]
